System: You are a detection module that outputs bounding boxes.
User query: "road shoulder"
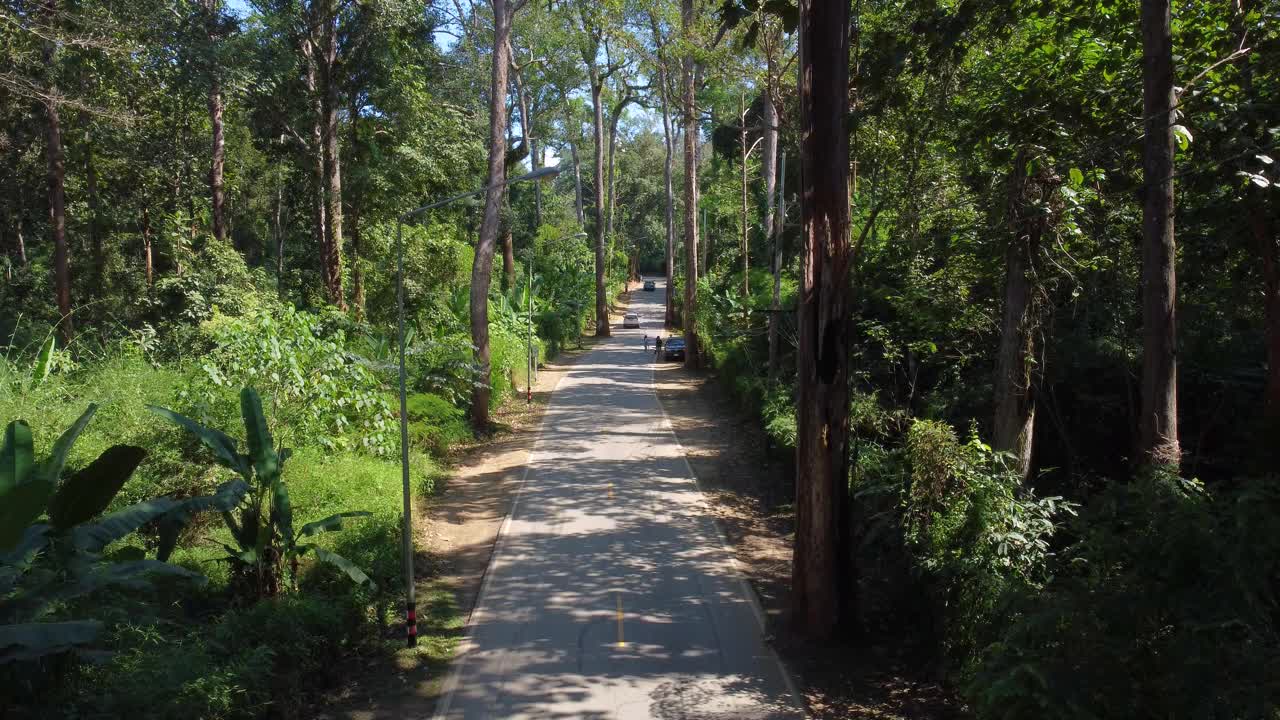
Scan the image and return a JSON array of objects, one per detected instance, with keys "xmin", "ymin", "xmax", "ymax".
[{"xmin": 652, "ymin": 363, "xmax": 967, "ymax": 720}]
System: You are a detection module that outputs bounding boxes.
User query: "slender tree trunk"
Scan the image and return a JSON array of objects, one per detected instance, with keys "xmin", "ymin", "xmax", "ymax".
[
  {"xmin": 321, "ymin": 1, "xmax": 345, "ymax": 309},
  {"xmin": 142, "ymin": 206, "xmax": 154, "ymax": 289},
  {"xmin": 4, "ymin": 127, "xmax": 26, "ymax": 269},
  {"xmin": 656, "ymin": 38, "xmax": 677, "ymax": 328},
  {"xmin": 16, "ymin": 211, "xmax": 28, "ymax": 267},
  {"xmin": 1139, "ymin": 0, "xmax": 1180, "ymax": 469},
  {"xmin": 740, "ymin": 92, "xmax": 750, "ymax": 297},
  {"xmin": 513, "ymin": 69, "xmax": 541, "ymax": 226},
  {"xmin": 470, "ymin": 0, "xmax": 513, "ymax": 428},
  {"xmin": 304, "ymin": 36, "xmax": 328, "ymax": 294},
  {"xmin": 792, "ymin": 0, "xmax": 853, "ymax": 639},
  {"xmin": 43, "ymin": 0, "xmax": 72, "ymax": 342},
  {"xmin": 570, "ymin": 140, "xmax": 584, "ymax": 225},
  {"xmin": 681, "ymin": 0, "xmax": 700, "ymax": 367},
  {"xmin": 502, "ymin": 208, "xmax": 516, "ymax": 291},
  {"xmin": 606, "ymin": 101, "xmax": 624, "ymax": 239},
  {"xmin": 994, "ymin": 153, "xmax": 1039, "ymax": 482},
  {"xmin": 591, "ymin": 74, "xmax": 610, "ymax": 337},
  {"xmin": 86, "ymin": 132, "xmax": 102, "ymax": 283},
  {"xmin": 205, "ymin": 0, "xmax": 227, "ymax": 246},
  {"xmin": 769, "ymin": 151, "xmax": 785, "ymax": 379},
  {"xmin": 274, "ymin": 176, "xmax": 285, "ymax": 277}
]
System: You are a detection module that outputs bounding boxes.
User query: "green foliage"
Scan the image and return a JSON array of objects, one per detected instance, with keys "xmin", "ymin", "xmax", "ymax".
[
  {"xmin": 407, "ymin": 393, "xmax": 472, "ymax": 456},
  {"xmin": 900, "ymin": 421, "xmax": 1074, "ymax": 673},
  {"xmin": 197, "ymin": 307, "xmax": 397, "ymax": 456},
  {"xmin": 970, "ymin": 475, "xmax": 1280, "ymax": 719}
]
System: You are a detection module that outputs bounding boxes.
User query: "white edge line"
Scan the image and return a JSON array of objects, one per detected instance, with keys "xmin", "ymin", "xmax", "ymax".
[
  {"xmin": 649, "ymin": 336, "xmax": 810, "ymax": 718},
  {"xmin": 431, "ymin": 367, "xmax": 568, "ymax": 720}
]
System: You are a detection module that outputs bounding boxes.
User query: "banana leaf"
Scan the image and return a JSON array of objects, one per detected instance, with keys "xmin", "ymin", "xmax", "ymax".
[
  {"xmin": 71, "ymin": 498, "xmax": 179, "ymax": 553},
  {"xmin": 240, "ymin": 388, "xmax": 278, "ymax": 485},
  {"xmin": 47, "ymin": 445, "xmax": 147, "ymax": 530},
  {"xmin": 1, "ymin": 420, "xmax": 35, "ymax": 492},
  {"xmin": 156, "ymin": 479, "xmax": 250, "ymax": 562},
  {"xmin": 297, "ymin": 511, "xmax": 372, "ymax": 538},
  {"xmin": 312, "ymin": 547, "xmax": 374, "ymax": 588},
  {"xmin": 148, "ymin": 405, "xmax": 247, "ymax": 476},
  {"xmin": 0, "ymin": 621, "xmax": 102, "ymax": 664},
  {"xmin": 38, "ymin": 404, "xmax": 97, "ymax": 486}
]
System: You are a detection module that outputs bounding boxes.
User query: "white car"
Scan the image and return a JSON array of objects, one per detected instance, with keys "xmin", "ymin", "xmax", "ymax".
[{"xmin": 622, "ymin": 313, "xmax": 640, "ymax": 329}]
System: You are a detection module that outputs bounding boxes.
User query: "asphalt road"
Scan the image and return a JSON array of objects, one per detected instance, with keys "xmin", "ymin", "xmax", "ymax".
[{"xmin": 434, "ymin": 279, "xmax": 805, "ymax": 720}]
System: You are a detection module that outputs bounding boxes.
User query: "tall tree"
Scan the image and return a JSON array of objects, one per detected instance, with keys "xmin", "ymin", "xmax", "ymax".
[
  {"xmin": 1139, "ymin": 0, "xmax": 1179, "ymax": 468},
  {"xmin": 648, "ymin": 12, "xmax": 678, "ymax": 327},
  {"xmin": 202, "ymin": 0, "xmax": 228, "ymax": 245},
  {"xmin": 42, "ymin": 0, "xmax": 72, "ymax": 342},
  {"xmin": 575, "ymin": 4, "xmax": 626, "ymax": 337},
  {"xmin": 680, "ymin": 0, "xmax": 701, "ymax": 366},
  {"xmin": 471, "ymin": 0, "xmax": 524, "ymax": 427},
  {"xmin": 791, "ymin": 0, "xmax": 853, "ymax": 638},
  {"xmin": 319, "ymin": 0, "xmax": 345, "ymax": 309},
  {"xmin": 994, "ymin": 151, "xmax": 1059, "ymax": 482}
]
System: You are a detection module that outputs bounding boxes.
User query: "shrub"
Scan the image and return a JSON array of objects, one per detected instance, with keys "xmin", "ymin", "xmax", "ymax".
[
  {"xmin": 901, "ymin": 421, "xmax": 1074, "ymax": 674},
  {"xmin": 969, "ymin": 474, "xmax": 1280, "ymax": 720},
  {"xmin": 407, "ymin": 393, "xmax": 471, "ymax": 456},
  {"xmin": 196, "ymin": 307, "xmax": 397, "ymax": 456}
]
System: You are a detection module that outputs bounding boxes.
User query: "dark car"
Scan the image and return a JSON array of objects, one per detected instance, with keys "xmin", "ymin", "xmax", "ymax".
[
  {"xmin": 663, "ymin": 337, "xmax": 686, "ymax": 361},
  {"xmin": 643, "ymin": 280, "xmax": 656, "ymax": 291}
]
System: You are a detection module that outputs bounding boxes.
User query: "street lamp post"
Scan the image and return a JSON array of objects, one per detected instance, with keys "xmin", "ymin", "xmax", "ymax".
[{"xmin": 395, "ymin": 165, "xmax": 559, "ymax": 647}]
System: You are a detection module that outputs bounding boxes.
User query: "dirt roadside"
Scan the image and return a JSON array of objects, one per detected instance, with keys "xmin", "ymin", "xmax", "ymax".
[{"xmin": 653, "ymin": 363, "xmax": 966, "ymax": 720}]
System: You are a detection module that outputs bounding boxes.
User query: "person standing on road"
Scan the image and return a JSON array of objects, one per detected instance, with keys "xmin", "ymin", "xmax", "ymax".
[
  {"xmin": 654, "ymin": 335, "xmax": 664, "ymax": 360},
  {"xmin": 644, "ymin": 334, "xmax": 649, "ymax": 352}
]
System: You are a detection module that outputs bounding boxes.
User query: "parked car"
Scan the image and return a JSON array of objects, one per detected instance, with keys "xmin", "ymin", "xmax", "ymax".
[
  {"xmin": 663, "ymin": 337, "xmax": 686, "ymax": 361},
  {"xmin": 643, "ymin": 280, "xmax": 656, "ymax": 291},
  {"xmin": 622, "ymin": 313, "xmax": 640, "ymax": 329}
]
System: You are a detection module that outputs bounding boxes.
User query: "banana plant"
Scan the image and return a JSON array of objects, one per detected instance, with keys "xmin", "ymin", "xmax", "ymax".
[
  {"xmin": 0, "ymin": 405, "xmax": 241, "ymax": 664},
  {"xmin": 150, "ymin": 388, "xmax": 373, "ymax": 600}
]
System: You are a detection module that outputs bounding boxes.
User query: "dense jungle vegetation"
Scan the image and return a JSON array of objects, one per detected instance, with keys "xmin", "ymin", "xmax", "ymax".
[{"xmin": 2, "ymin": 0, "xmax": 1278, "ymax": 716}]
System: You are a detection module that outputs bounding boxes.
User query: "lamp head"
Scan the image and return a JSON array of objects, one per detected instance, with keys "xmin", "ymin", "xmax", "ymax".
[{"xmin": 515, "ymin": 166, "xmax": 561, "ymax": 183}]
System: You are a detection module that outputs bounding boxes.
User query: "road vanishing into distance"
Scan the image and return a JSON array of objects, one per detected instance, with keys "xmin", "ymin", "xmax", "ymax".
[{"xmin": 434, "ymin": 279, "xmax": 805, "ymax": 719}]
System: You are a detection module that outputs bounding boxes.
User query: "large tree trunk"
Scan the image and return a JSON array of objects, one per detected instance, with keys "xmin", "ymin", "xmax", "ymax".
[
  {"xmin": 994, "ymin": 153, "xmax": 1039, "ymax": 482},
  {"xmin": 591, "ymin": 74, "xmax": 610, "ymax": 337},
  {"xmin": 320, "ymin": 1, "xmax": 345, "ymax": 309},
  {"xmin": 681, "ymin": 0, "xmax": 700, "ymax": 367},
  {"xmin": 43, "ymin": 0, "xmax": 72, "ymax": 343},
  {"xmin": 791, "ymin": 0, "xmax": 853, "ymax": 639},
  {"xmin": 470, "ymin": 0, "xmax": 513, "ymax": 428},
  {"xmin": 1139, "ymin": 0, "xmax": 1180, "ymax": 469},
  {"xmin": 304, "ymin": 36, "xmax": 328, "ymax": 294}
]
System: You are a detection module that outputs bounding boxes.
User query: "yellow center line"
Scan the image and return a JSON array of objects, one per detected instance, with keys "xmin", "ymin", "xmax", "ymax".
[{"xmin": 615, "ymin": 592, "xmax": 625, "ymax": 648}]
